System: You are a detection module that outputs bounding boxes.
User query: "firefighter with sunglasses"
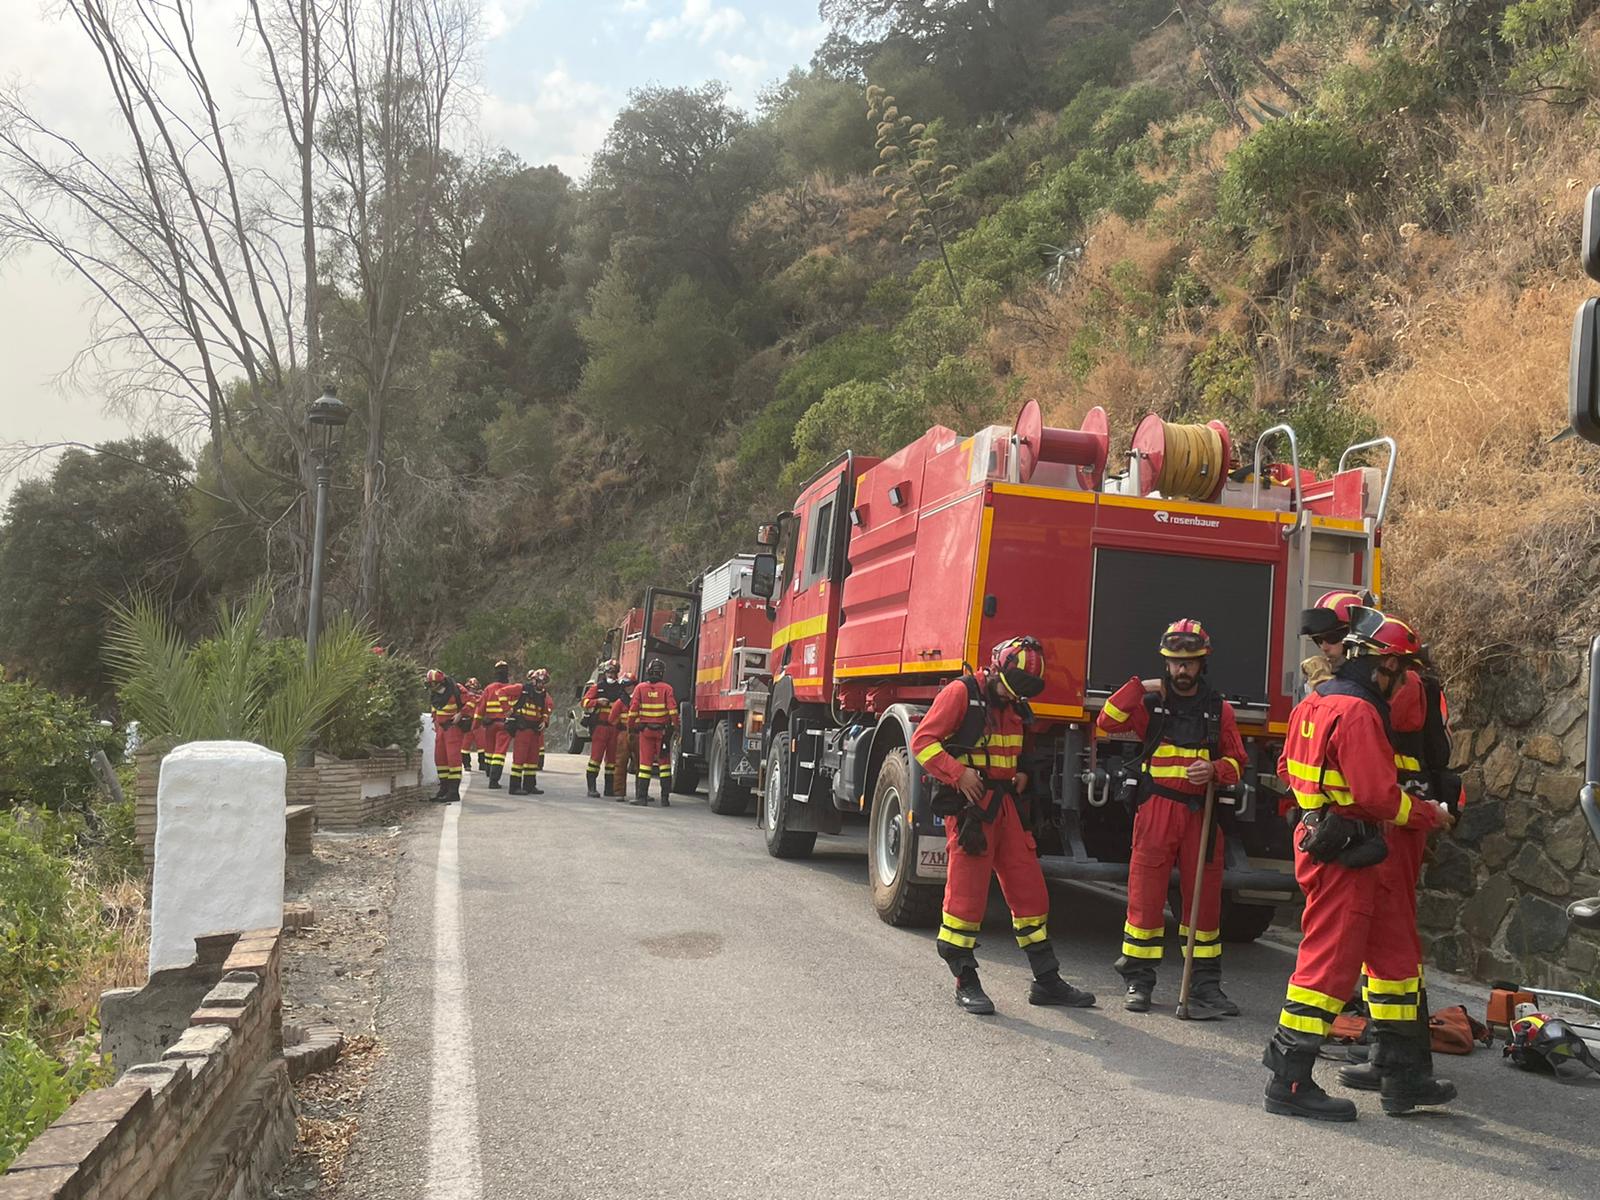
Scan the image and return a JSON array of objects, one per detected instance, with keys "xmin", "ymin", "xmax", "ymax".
[
  {"xmin": 1299, "ymin": 590, "xmax": 1372, "ymax": 690},
  {"xmin": 1097, "ymin": 619, "xmax": 1246, "ymax": 1018},
  {"xmin": 912, "ymin": 636, "xmax": 1097, "ymax": 1016},
  {"xmin": 1266, "ymin": 607, "xmax": 1452, "ymax": 1122}
]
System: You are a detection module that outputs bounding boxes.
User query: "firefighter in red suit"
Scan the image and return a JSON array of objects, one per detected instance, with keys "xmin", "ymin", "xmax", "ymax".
[
  {"xmin": 475, "ymin": 661, "xmax": 514, "ymax": 789},
  {"xmin": 460, "ymin": 678, "xmax": 483, "ymax": 773},
  {"xmin": 611, "ymin": 677, "xmax": 636, "ymax": 800},
  {"xmin": 1097, "ymin": 618, "xmax": 1246, "ymax": 1018},
  {"xmin": 911, "ymin": 636, "xmax": 1096, "ymax": 1015},
  {"xmin": 1266, "ymin": 607, "xmax": 1453, "ymax": 1121},
  {"xmin": 505, "ymin": 668, "xmax": 554, "ymax": 796},
  {"xmin": 584, "ymin": 659, "xmax": 626, "ymax": 797},
  {"xmin": 425, "ymin": 670, "xmax": 467, "ymax": 804},
  {"xmin": 629, "ymin": 659, "xmax": 677, "ymax": 806},
  {"xmin": 1338, "ymin": 634, "xmax": 1463, "ymax": 1096}
]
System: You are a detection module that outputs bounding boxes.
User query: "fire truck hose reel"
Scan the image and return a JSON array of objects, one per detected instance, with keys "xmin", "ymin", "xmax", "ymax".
[{"xmin": 1131, "ymin": 414, "xmax": 1233, "ymax": 502}]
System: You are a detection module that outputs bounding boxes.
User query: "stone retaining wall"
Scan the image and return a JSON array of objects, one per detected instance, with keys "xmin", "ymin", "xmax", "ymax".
[
  {"xmin": 0, "ymin": 929, "xmax": 294, "ymax": 1200},
  {"xmin": 1417, "ymin": 637, "xmax": 1600, "ymax": 992}
]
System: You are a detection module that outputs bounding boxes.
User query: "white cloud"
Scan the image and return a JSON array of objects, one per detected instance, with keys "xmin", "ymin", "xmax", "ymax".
[
  {"xmin": 647, "ymin": 0, "xmax": 746, "ymax": 44},
  {"xmin": 478, "ymin": 64, "xmax": 620, "ymax": 181},
  {"xmin": 483, "ymin": 1, "xmax": 540, "ymax": 40},
  {"xmin": 712, "ymin": 49, "xmax": 773, "ymax": 111},
  {"xmin": 620, "ymin": 0, "xmax": 649, "ymax": 11},
  {"xmin": 760, "ymin": 15, "xmax": 827, "ymax": 55}
]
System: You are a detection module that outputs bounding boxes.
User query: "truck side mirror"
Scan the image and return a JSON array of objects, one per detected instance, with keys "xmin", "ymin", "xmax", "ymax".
[
  {"xmin": 1584, "ymin": 185, "xmax": 1600, "ymax": 283},
  {"xmin": 1570, "ymin": 298, "xmax": 1600, "ymax": 446},
  {"xmin": 750, "ymin": 552, "xmax": 778, "ymax": 599},
  {"xmin": 756, "ymin": 523, "xmax": 779, "ymax": 547}
]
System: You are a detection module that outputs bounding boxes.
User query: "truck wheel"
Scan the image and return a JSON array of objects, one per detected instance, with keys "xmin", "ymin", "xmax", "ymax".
[
  {"xmin": 707, "ymin": 719, "xmax": 751, "ymax": 816},
  {"xmin": 1219, "ymin": 895, "xmax": 1276, "ymax": 943},
  {"xmin": 671, "ymin": 746, "xmax": 700, "ymax": 796},
  {"xmin": 566, "ymin": 733, "xmax": 585, "ymax": 754},
  {"xmin": 764, "ymin": 732, "xmax": 815, "ymax": 859},
  {"xmin": 868, "ymin": 748, "xmax": 940, "ymax": 928}
]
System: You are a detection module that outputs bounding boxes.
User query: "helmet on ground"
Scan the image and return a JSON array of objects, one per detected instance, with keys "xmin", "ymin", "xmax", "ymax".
[
  {"xmin": 1159, "ymin": 619, "xmax": 1211, "ymax": 659},
  {"xmin": 466, "ymin": 677, "xmax": 480, "ymax": 690},
  {"xmin": 529, "ymin": 668, "xmax": 550, "ymax": 686},
  {"xmin": 1301, "ymin": 590, "xmax": 1369, "ymax": 640},
  {"xmin": 645, "ymin": 658, "xmax": 665, "ymax": 682},
  {"xmin": 425, "ymin": 668, "xmax": 446, "ymax": 686},
  {"xmin": 1343, "ymin": 607, "xmax": 1422, "ymax": 662},
  {"xmin": 990, "ymin": 635, "xmax": 1046, "ymax": 699},
  {"xmin": 1505, "ymin": 1014, "xmax": 1600, "ymax": 1077}
]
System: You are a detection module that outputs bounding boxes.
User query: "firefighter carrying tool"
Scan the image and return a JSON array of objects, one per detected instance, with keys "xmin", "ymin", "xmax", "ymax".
[
  {"xmin": 425, "ymin": 669, "xmax": 467, "ymax": 804},
  {"xmin": 1097, "ymin": 619, "xmax": 1245, "ymax": 1019},
  {"xmin": 584, "ymin": 659, "xmax": 626, "ymax": 796},
  {"xmin": 912, "ymin": 637, "xmax": 1097, "ymax": 1016},
  {"xmin": 630, "ymin": 659, "xmax": 678, "ymax": 806},
  {"xmin": 1266, "ymin": 606, "xmax": 1451, "ymax": 1122},
  {"xmin": 476, "ymin": 661, "xmax": 514, "ymax": 789},
  {"xmin": 506, "ymin": 669, "xmax": 554, "ymax": 796}
]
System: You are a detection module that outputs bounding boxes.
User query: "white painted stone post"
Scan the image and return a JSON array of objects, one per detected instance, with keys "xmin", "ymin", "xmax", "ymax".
[
  {"xmin": 419, "ymin": 713, "xmax": 438, "ymax": 786},
  {"xmin": 149, "ymin": 741, "xmax": 287, "ymax": 973}
]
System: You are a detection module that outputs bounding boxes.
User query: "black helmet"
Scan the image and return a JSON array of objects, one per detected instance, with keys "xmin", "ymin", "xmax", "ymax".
[
  {"xmin": 493, "ymin": 659, "xmax": 510, "ymax": 683},
  {"xmin": 645, "ymin": 657, "xmax": 665, "ymax": 682},
  {"xmin": 1505, "ymin": 1014, "xmax": 1600, "ymax": 1077}
]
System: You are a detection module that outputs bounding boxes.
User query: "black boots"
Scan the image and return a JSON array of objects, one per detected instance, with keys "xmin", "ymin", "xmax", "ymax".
[
  {"xmin": 1030, "ymin": 972, "xmax": 1096, "ymax": 1008},
  {"xmin": 1263, "ymin": 1043, "xmax": 1357, "ymax": 1122},
  {"xmin": 1116, "ymin": 955, "xmax": 1155, "ymax": 1012},
  {"xmin": 955, "ymin": 968, "xmax": 995, "ymax": 1015},
  {"xmin": 487, "ymin": 764, "xmax": 503, "ymax": 790},
  {"xmin": 1371, "ymin": 1032, "xmax": 1456, "ymax": 1115},
  {"xmin": 602, "ymin": 776, "xmax": 615, "ymax": 798},
  {"xmin": 586, "ymin": 771, "xmax": 600, "ymax": 797},
  {"xmin": 1188, "ymin": 961, "xmax": 1240, "ymax": 1017},
  {"xmin": 1124, "ymin": 985, "xmax": 1153, "ymax": 1013},
  {"xmin": 525, "ymin": 778, "xmax": 543, "ymax": 795},
  {"xmin": 508, "ymin": 775, "xmax": 524, "ymax": 796},
  {"xmin": 630, "ymin": 778, "xmax": 650, "ymax": 805},
  {"xmin": 445, "ymin": 780, "xmax": 461, "ymax": 804},
  {"xmin": 659, "ymin": 774, "xmax": 671, "ymax": 807}
]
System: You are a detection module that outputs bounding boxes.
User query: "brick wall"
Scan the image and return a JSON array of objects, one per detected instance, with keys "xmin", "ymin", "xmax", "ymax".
[{"xmin": 0, "ymin": 930, "xmax": 294, "ymax": 1200}]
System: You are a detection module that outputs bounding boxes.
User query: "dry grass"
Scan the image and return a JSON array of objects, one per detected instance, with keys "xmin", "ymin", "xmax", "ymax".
[{"xmin": 52, "ymin": 873, "xmax": 149, "ymax": 1044}]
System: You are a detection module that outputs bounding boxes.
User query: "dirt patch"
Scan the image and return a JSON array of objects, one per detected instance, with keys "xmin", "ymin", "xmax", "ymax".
[
  {"xmin": 269, "ymin": 817, "xmax": 413, "ymax": 1198},
  {"xmin": 639, "ymin": 931, "xmax": 724, "ymax": 960}
]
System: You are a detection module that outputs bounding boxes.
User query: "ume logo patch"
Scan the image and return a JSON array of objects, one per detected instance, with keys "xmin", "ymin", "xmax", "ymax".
[{"xmin": 1154, "ymin": 510, "xmax": 1222, "ymax": 529}]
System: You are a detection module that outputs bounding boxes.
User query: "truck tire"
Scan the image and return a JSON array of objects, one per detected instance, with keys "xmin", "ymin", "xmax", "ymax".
[
  {"xmin": 867, "ymin": 748, "xmax": 941, "ymax": 928},
  {"xmin": 763, "ymin": 732, "xmax": 816, "ymax": 859},
  {"xmin": 706, "ymin": 719, "xmax": 751, "ymax": 816},
  {"xmin": 671, "ymin": 743, "xmax": 701, "ymax": 796},
  {"xmin": 1166, "ymin": 886, "xmax": 1278, "ymax": 944},
  {"xmin": 567, "ymin": 732, "xmax": 585, "ymax": 754}
]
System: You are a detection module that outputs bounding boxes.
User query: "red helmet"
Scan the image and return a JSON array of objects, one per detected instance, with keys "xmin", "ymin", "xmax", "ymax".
[
  {"xmin": 1300, "ymin": 589, "xmax": 1375, "ymax": 640},
  {"xmin": 1505, "ymin": 1014, "xmax": 1600, "ymax": 1077},
  {"xmin": 990, "ymin": 635, "xmax": 1045, "ymax": 699},
  {"xmin": 425, "ymin": 668, "xmax": 446, "ymax": 686},
  {"xmin": 466, "ymin": 677, "xmax": 481, "ymax": 690},
  {"xmin": 528, "ymin": 668, "xmax": 550, "ymax": 686},
  {"xmin": 1344, "ymin": 607, "xmax": 1422, "ymax": 661},
  {"xmin": 1159, "ymin": 619, "xmax": 1211, "ymax": 659},
  {"xmin": 601, "ymin": 658, "xmax": 619, "ymax": 677}
]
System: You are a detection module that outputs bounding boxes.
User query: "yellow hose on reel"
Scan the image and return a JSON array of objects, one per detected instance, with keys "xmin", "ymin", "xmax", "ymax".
[{"xmin": 1131, "ymin": 415, "xmax": 1233, "ymax": 502}]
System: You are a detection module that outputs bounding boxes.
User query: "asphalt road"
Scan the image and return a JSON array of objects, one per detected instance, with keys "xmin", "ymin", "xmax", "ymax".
[{"xmin": 342, "ymin": 754, "xmax": 1600, "ymax": 1200}]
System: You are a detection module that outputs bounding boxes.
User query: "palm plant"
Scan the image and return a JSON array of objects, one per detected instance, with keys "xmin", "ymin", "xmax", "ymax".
[{"xmin": 105, "ymin": 586, "xmax": 374, "ymax": 758}]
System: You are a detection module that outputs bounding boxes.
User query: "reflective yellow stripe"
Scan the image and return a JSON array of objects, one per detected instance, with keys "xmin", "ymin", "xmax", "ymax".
[
  {"xmin": 1395, "ymin": 792, "xmax": 1413, "ymax": 825},
  {"xmin": 1220, "ymin": 757, "xmax": 1241, "ymax": 776},
  {"xmin": 1147, "ymin": 765, "xmax": 1194, "ymax": 779},
  {"xmin": 1368, "ymin": 1001, "xmax": 1419, "ymax": 1021},
  {"xmin": 1188, "ymin": 943, "xmax": 1222, "ymax": 958},
  {"xmin": 1102, "ymin": 699, "xmax": 1129, "ymax": 723},
  {"xmin": 941, "ymin": 912, "xmax": 981, "ymax": 931},
  {"xmin": 771, "ymin": 613, "xmax": 829, "ymax": 651},
  {"xmin": 1286, "ymin": 984, "xmax": 1344, "ymax": 1014},
  {"xmin": 1120, "ymin": 942, "xmax": 1163, "ymax": 959},
  {"xmin": 1178, "ymin": 926, "xmax": 1220, "ymax": 942},
  {"xmin": 1015, "ymin": 926, "xmax": 1050, "ymax": 946},
  {"xmin": 937, "ymin": 927, "xmax": 978, "ymax": 948},
  {"xmin": 1394, "ymin": 754, "xmax": 1421, "ymax": 771},
  {"xmin": 1124, "ymin": 921, "xmax": 1163, "ymax": 939},
  {"xmin": 1292, "ymin": 788, "xmax": 1353, "ymax": 811},
  {"xmin": 1278, "ymin": 1010, "xmax": 1332, "ymax": 1035},
  {"xmin": 1362, "ymin": 975, "xmax": 1420, "ymax": 994},
  {"xmin": 1152, "ymin": 744, "xmax": 1211, "ymax": 760},
  {"xmin": 916, "ymin": 742, "xmax": 945, "ymax": 765},
  {"xmin": 1284, "ymin": 758, "xmax": 1347, "ymax": 789}
]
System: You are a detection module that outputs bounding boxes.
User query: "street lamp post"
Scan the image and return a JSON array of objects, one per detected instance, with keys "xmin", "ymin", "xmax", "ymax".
[{"xmin": 305, "ymin": 385, "xmax": 350, "ymax": 667}]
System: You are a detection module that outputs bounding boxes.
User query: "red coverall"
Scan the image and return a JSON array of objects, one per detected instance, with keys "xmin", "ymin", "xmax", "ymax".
[
  {"xmin": 476, "ymin": 682, "xmax": 514, "ymax": 784},
  {"xmin": 629, "ymin": 681, "xmax": 678, "ymax": 796},
  {"xmin": 611, "ymin": 698, "xmax": 634, "ymax": 796},
  {"xmin": 507, "ymin": 684, "xmax": 554, "ymax": 791},
  {"xmin": 459, "ymin": 687, "xmax": 481, "ymax": 768},
  {"xmin": 1270, "ymin": 686, "xmax": 1441, "ymax": 1062},
  {"xmin": 1097, "ymin": 676, "xmax": 1244, "ymax": 982},
  {"xmin": 911, "ymin": 671, "xmax": 1054, "ymax": 976},
  {"xmin": 429, "ymin": 682, "xmax": 467, "ymax": 793},
  {"xmin": 584, "ymin": 682, "xmax": 620, "ymax": 791}
]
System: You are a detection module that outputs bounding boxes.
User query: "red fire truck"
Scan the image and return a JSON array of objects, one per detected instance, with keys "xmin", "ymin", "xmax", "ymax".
[
  {"xmin": 745, "ymin": 401, "xmax": 1395, "ymax": 938},
  {"xmin": 564, "ymin": 603, "xmax": 696, "ymax": 752}
]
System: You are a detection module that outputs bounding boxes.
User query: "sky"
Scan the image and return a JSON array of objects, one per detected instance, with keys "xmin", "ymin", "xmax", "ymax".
[{"xmin": 0, "ymin": 0, "xmax": 827, "ymax": 493}]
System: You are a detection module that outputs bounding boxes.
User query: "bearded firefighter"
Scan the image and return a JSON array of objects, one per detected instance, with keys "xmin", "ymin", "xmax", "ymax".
[
  {"xmin": 629, "ymin": 659, "xmax": 678, "ymax": 806},
  {"xmin": 461, "ymin": 678, "xmax": 483, "ymax": 773},
  {"xmin": 425, "ymin": 670, "xmax": 467, "ymax": 804},
  {"xmin": 506, "ymin": 668, "xmax": 554, "ymax": 796},
  {"xmin": 911, "ymin": 636, "xmax": 1096, "ymax": 1016},
  {"xmin": 583, "ymin": 660, "xmax": 627, "ymax": 796},
  {"xmin": 1266, "ymin": 606, "xmax": 1452, "ymax": 1121},
  {"xmin": 475, "ymin": 661, "xmax": 514, "ymax": 789},
  {"xmin": 1097, "ymin": 619, "xmax": 1246, "ymax": 1018}
]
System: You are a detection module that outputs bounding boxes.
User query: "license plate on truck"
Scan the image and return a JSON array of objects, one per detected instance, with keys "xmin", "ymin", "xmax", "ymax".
[{"xmin": 916, "ymin": 836, "xmax": 948, "ymax": 878}]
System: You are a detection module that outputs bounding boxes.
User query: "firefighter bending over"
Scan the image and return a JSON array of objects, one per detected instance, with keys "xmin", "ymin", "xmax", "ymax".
[
  {"xmin": 1266, "ymin": 606, "xmax": 1451, "ymax": 1121},
  {"xmin": 506, "ymin": 669, "xmax": 554, "ymax": 796},
  {"xmin": 1097, "ymin": 619, "xmax": 1245, "ymax": 1018},
  {"xmin": 476, "ymin": 660, "xmax": 514, "ymax": 790},
  {"xmin": 629, "ymin": 658, "xmax": 678, "ymax": 806},
  {"xmin": 911, "ymin": 637, "xmax": 1097, "ymax": 1016}
]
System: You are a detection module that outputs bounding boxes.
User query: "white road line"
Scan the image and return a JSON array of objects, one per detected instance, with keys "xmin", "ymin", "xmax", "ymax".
[{"xmin": 426, "ymin": 801, "xmax": 483, "ymax": 1199}]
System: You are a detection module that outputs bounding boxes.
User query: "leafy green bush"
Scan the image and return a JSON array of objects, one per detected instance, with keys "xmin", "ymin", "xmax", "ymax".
[
  {"xmin": 0, "ymin": 816, "xmax": 94, "ymax": 1031},
  {"xmin": 1043, "ymin": 30, "xmax": 1136, "ymax": 107},
  {"xmin": 0, "ymin": 679, "xmax": 119, "ymax": 813},
  {"xmin": 1316, "ymin": 49, "xmax": 1445, "ymax": 125},
  {"xmin": 1218, "ymin": 116, "xmax": 1383, "ymax": 231},
  {"xmin": 0, "ymin": 1029, "xmax": 108, "ymax": 1170},
  {"xmin": 1190, "ymin": 333, "xmax": 1256, "ymax": 410},
  {"xmin": 318, "ymin": 651, "xmax": 425, "ymax": 758},
  {"xmin": 786, "ymin": 380, "xmax": 927, "ymax": 487},
  {"xmin": 736, "ymin": 331, "xmax": 898, "ymax": 475},
  {"xmin": 1500, "ymin": 0, "xmax": 1593, "ymax": 101}
]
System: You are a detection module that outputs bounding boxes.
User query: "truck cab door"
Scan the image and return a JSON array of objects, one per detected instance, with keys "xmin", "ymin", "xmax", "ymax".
[
  {"xmin": 774, "ymin": 457, "xmax": 851, "ymax": 706},
  {"xmin": 642, "ymin": 586, "xmax": 700, "ymax": 713}
]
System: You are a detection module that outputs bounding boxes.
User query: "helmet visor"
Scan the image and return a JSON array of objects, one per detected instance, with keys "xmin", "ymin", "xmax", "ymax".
[{"xmin": 1160, "ymin": 632, "xmax": 1208, "ymax": 658}]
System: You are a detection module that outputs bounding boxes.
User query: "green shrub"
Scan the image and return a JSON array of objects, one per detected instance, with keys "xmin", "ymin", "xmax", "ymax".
[
  {"xmin": 786, "ymin": 379, "xmax": 927, "ymax": 487},
  {"xmin": 1316, "ymin": 49, "xmax": 1445, "ymax": 125},
  {"xmin": 0, "ymin": 679, "xmax": 119, "ymax": 813},
  {"xmin": 319, "ymin": 651, "xmax": 424, "ymax": 758},
  {"xmin": 1043, "ymin": 30, "xmax": 1136, "ymax": 107},
  {"xmin": 0, "ymin": 1029, "xmax": 108, "ymax": 1170},
  {"xmin": 1190, "ymin": 333, "xmax": 1256, "ymax": 410},
  {"xmin": 1500, "ymin": 0, "xmax": 1593, "ymax": 101},
  {"xmin": 0, "ymin": 817, "xmax": 94, "ymax": 1031},
  {"xmin": 736, "ymin": 331, "xmax": 898, "ymax": 475},
  {"xmin": 1218, "ymin": 116, "xmax": 1383, "ymax": 230}
]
